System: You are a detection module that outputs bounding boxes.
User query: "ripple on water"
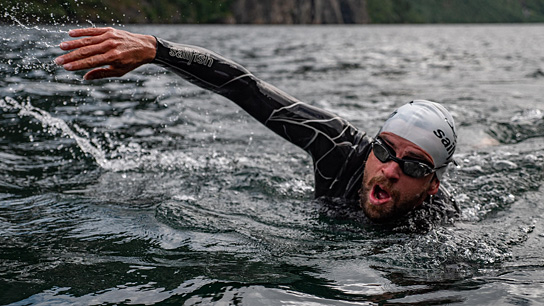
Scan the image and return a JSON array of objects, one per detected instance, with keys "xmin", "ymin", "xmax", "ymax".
[
  {"xmin": 449, "ymin": 142, "xmax": 543, "ymax": 221},
  {"xmin": 488, "ymin": 109, "xmax": 544, "ymax": 144}
]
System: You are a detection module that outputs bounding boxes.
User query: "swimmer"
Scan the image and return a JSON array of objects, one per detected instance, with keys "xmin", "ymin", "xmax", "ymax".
[{"xmin": 55, "ymin": 27, "xmax": 458, "ymax": 224}]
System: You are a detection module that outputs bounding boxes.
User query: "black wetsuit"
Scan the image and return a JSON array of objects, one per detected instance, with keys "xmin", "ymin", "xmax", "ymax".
[{"xmin": 152, "ymin": 38, "xmax": 456, "ymax": 220}]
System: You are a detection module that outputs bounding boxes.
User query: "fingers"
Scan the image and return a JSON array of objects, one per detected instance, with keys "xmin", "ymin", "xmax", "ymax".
[
  {"xmin": 55, "ymin": 28, "xmax": 113, "ymax": 66},
  {"xmin": 68, "ymin": 27, "xmax": 112, "ymax": 38},
  {"xmin": 58, "ymin": 29, "xmax": 112, "ymax": 51},
  {"xmin": 84, "ymin": 66, "xmax": 127, "ymax": 80},
  {"xmin": 55, "ymin": 27, "xmax": 156, "ymax": 80},
  {"xmin": 61, "ymin": 52, "xmax": 112, "ymax": 71},
  {"xmin": 56, "ymin": 42, "xmax": 110, "ymax": 66},
  {"xmin": 59, "ymin": 35, "xmax": 107, "ymax": 51}
]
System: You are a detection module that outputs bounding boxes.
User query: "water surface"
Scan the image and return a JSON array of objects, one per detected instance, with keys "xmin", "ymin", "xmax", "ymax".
[{"xmin": 1, "ymin": 24, "xmax": 543, "ymax": 305}]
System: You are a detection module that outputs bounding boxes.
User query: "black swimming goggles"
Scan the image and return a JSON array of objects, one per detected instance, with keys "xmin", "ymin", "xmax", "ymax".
[{"xmin": 371, "ymin": 137, "xmax": 438, "ymax": 178}]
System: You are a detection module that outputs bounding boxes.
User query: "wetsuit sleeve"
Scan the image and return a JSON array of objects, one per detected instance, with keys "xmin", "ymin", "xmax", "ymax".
[{"xmin": 152, "ymin": 37, "xmax": 368, "ymax": 197}]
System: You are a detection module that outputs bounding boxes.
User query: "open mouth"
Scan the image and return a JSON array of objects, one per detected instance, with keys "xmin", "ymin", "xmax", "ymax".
[{"xmin": 370, "ymin": 184, "xmax": 392, "ymax": 205}]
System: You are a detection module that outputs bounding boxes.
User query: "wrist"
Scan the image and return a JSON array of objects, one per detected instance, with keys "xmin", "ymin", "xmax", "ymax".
[{"xmin": 139, "ymin": 34, "xmax": 157, "ymax": 64}]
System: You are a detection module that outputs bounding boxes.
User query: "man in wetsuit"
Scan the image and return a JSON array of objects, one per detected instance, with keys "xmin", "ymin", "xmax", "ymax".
[{"xmin": 55, "ymin": 27, "xmax": 458, "ymax": 224}]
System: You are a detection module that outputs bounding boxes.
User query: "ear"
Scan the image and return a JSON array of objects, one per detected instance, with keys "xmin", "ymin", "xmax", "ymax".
[{"xmin": 427, "ymin": 175, "xmax": 440, "ymax": 196}]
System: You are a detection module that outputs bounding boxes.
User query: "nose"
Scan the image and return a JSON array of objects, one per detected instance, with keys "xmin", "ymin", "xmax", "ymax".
[{"xmin": 381, "ymin": 160, "xmax": 401, "ymax": 181}]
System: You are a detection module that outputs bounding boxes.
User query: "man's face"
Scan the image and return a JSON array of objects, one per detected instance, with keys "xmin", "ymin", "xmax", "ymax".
[{"xmin": 359, "ymin": 132, "xmax": 440, "ymax": 223}]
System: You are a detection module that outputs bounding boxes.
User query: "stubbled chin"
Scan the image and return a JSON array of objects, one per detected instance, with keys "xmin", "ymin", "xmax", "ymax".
[{"xmin": 363, "ymin": 205, "xmax": 391, "ymax": 223}]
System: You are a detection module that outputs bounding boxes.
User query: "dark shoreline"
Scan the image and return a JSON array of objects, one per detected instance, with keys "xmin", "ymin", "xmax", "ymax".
[{"xmin": 2, "ymin": 0, "xmax": 544, "ymax": 25}]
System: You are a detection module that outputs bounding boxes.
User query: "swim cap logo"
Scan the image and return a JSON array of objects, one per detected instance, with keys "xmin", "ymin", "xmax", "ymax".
[{"xmin": 433, "ymin": 129, "xmax": 455, "ymax": 159}]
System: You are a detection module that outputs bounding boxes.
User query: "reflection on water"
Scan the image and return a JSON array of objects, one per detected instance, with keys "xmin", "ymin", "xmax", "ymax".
[{"xmin": 1, "ymin": 24, "xmax": 543, "ymax": 305}]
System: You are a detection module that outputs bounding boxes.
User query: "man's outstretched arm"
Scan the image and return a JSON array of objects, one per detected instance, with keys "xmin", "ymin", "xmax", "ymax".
[
  {"xmin": 55, "ymin": 27, "xmax": 361, "ymax": 145},
  {"xmin": 55, "ymin": 28, "xmax": 367, "ymax": 196}
]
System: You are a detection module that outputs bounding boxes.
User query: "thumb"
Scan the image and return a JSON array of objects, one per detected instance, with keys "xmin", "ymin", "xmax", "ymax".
[{"xmin": 84, "ymin": 66, "xmax": 128, "ymax": 80}]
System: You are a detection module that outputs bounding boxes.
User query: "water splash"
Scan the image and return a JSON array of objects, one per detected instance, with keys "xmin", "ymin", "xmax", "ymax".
[
  {"xmin": 4, "ymin": 11, "xmax": 69, "ymax": 35},
  {"xmin": 85, "ymin": 19, "xmax": 97, "ymax": 28},
  {"xmin": 1, "ymin": 96, "xmax": 107, "ymax": 167},
  {"xmin": 0, "ymin": 96, "xmax": 206, "ymax": 173}
]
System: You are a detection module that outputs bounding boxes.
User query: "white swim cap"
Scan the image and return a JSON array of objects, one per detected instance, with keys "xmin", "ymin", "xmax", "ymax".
[{"xmin": 378, "ymin": 100, "xmax": 457, "ymax": 180}]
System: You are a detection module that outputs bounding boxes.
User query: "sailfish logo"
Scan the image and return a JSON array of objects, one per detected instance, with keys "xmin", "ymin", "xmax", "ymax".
[
  {"xmin": 433, "ymin": 129, "xmax": 456, "ymax": 159},
  {"xmin": 169, "ymin": 48, "xmax": 214, "ymax": 67}
]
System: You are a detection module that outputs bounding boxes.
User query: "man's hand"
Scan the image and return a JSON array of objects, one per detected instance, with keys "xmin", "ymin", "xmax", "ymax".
[{"xmin": 54, "ymin": 27, "xmax": 157, "ymax": 80}]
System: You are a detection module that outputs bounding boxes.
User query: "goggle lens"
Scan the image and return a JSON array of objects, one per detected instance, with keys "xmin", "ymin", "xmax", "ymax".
[{"xmin": 372, "ymin": 138, "xmax": 434, "ymax": 178}]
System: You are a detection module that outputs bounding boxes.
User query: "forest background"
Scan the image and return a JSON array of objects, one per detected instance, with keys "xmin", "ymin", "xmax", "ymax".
[{"xmin": 2, "ymin": 0, "xmax": 544, "ymax": 25}]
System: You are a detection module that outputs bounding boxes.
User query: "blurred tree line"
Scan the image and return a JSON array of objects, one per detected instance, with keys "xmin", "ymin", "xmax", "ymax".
[
  {"xmin": 1, "ymin": 0, "xmax": 544, "ymax": 24},
  {"xmin": 367, "ymin": 0, "xmax": 544, "ymax": 23},
  {"xmin": 0, "ymin": 0, "xmax": 234, "ymax": 24}
]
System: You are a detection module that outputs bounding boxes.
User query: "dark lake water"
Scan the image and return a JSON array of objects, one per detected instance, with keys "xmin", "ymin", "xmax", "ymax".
[{"xmin": 1, "ymin": 24, "xmax": 543, "ymax": 305}]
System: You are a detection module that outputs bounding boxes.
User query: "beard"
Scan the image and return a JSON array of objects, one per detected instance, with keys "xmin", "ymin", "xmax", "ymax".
[{"xmin": 358, "ymin": 176, "xmax": 428, "ymax": 223}]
